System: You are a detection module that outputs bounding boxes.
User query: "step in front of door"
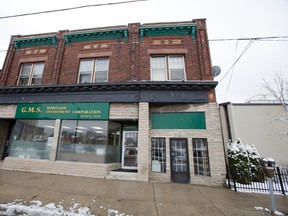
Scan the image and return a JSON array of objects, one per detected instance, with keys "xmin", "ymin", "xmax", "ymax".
[{"xmin": 106, "ymin": 171, "xmax": 138, "ymax": 181}]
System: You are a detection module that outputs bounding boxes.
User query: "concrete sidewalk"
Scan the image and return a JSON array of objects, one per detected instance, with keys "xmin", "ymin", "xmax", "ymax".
[{"xmin": 0, "ymin": 170, "xmax": 287, "ymax": 216}]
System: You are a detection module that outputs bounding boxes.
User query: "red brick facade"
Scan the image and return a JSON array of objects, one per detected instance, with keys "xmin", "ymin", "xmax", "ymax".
[
  {"xmin": 0, "ymin": 19, "xmax": 214, "ymax": 91},
  {"xmin": 0, "ymin": 19, "xmax": 226, "ymax": 185}
]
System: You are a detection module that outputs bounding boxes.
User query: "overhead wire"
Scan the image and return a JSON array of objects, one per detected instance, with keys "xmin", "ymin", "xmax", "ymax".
[
  {"xmin": 0, "ymin": 0, "xmax": 148, "ymax": 20},
  {"xmin": 209, "ymin": 36, "xmax": 288, "ymax": 42},
  {"xmin": 222, "ymin": 40, "xmax": 239, "ymax": 102},
  {"xmin": 218, "ymin": 39, "xmax": 255, "ymax": 84}
]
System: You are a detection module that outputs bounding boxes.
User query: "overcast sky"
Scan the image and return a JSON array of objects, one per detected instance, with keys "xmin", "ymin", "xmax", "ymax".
[{"xmin": 0, "ymin": 0, "xmax": 288, "ymax": 103}]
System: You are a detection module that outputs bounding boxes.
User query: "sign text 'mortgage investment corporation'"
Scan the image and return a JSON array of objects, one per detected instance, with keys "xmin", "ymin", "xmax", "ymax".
[{"xmin": 16, "ymin": 103, "xmax": 109, "ymax": 120}]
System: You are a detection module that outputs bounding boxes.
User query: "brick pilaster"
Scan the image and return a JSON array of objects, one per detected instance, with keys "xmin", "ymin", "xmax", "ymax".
[{"xmin": 137, "ymin": 102, "xmax": 149, "ymax": 181}]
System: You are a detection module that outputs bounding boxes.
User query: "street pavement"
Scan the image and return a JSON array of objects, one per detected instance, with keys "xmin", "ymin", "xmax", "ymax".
[{"xmin": 0, "ymin": 170, "xmax": 287, "ymax": 216}]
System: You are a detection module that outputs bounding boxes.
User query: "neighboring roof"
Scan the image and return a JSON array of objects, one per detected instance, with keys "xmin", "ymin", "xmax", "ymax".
[
  {"xmin": 220, "ymin": 94, "xmax": 283, "ymax": 106},
  {"xmin": 219, "ymin": 102, "xmax": 283, "ymax": 106},
  {"xmin": 245, "ymin": 94, "xmax": 280, "ymax": 104}
]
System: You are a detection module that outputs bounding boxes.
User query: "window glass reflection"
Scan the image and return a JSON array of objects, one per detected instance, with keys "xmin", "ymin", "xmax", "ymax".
[
  {"xmin": 192, "ymin": 138, "xmax": 210, "ymax": 176},
  {"xmin": 8, "ymin": 120, "xmax": 55, "ymax": 160},
  {"xmin": 106, "ymin": 121, "xmax": 121, "ymax": 163},
  {"xmin": 57, "ymin": 120, "xmax": 108, "ymax": 163}
]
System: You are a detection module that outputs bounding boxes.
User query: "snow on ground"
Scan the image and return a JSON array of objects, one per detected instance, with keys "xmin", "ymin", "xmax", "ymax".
[
  {"xmin": 226, "ymin": 177, "xmax": 288, "ymax": 195},
  {"xmin": 231, "ymin": 181, "xmax": 287, "ymax": 195},
  {"xmin": 0, "ymin": 200, "xmax": 131, "ymax": 216},
  {"xmin": 1, "ymin": 199, "xmax": 287, "ymax": 216},
  {"xmin": 254, "ymin": 207, "xmax": 285, "ymax": 216}
]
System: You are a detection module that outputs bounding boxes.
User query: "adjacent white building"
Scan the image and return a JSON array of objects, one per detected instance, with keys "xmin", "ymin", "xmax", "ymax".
[{"xmin": 219, "ymin": 102, "xmax": 288, "ymax": 165}]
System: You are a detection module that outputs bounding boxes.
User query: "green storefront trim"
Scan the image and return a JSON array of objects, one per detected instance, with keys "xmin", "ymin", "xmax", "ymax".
[
  {"xmin": 15, "ymin": 103, "xmax": 109, "ymax": 120},
  {"xmin": 152, "ymin": 112, "xmax": 206, "ymax": 129}
]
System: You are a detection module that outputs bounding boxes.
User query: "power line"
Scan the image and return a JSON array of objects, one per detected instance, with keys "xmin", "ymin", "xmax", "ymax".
[
  {"xmin": 222, "ymin": 41, "xmax": 239, "ymax": 102},
  {"xmin": 0, "ymin": 0, "xmax": 148, "ymax": 20},
  {"xmin": 219, "ymin": 39, "xmax": 255, "ymax": 84},
  {"xmin": 209, "ymin": 36, "xmax": 288, "ymax": 41}
]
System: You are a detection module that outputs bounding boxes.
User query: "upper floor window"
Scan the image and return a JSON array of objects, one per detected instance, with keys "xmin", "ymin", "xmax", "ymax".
[
  {"xmin": 78, "ymin": 58, "xmax": 109, "ymax": 83},
  {"xmin": 151, "ymin": 56, "xmax": 186, "ymax": 81},
  {"xmin": 18, "ymin": 62, "xmax": 44, "ymax": 86}
]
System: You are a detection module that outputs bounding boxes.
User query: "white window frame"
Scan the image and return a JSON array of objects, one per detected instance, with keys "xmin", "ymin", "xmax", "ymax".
[
  {"xmin": 150, "ymin": 55, "xmax": 186, "ymax": 81},
  {"xmin": 78, "ymin": 58, "xmax": 109, "ymax": 83},
  {"xmin": 151, "ymin": 137, "xmax": 166, "ymax": 173},
  {"xmin": 17, "ymin": 62, "xmax": 45, "ymax": 86},
  {"xmin": 192, "ymin": 138, "xmax": 211, "ymax": 176}
]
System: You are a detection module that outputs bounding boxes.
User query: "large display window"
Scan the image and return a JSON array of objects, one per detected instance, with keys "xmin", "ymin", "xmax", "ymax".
[
  {"xmin": 57, "ymin": 120, "xmax": 120, "ymax": 163},
  {"xmin": 57, "ymin": 120, "xmax": 107, "ymax": 163},
  {"xmin": 7, "ymin": 118, "xmax": 121, "ymax": 164},
  {"xmin": 8, "ymin": 120, "xmax": 55, "ymax": 160}
]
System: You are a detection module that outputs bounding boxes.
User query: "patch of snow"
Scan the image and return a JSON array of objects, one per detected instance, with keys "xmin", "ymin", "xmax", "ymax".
[
  {"xmin": 0, "ymin": 200, "xmax": 130, "ymax": 216},
  {"xmin": 254, "ymin": 206, "xmax": 285, "ymax": 216},
  {"xmin": 274, "ymin": 211, "xmax": 285, "ymax": 216},
  {"xmin": 228, "ymin": 178, "xmax": 287, "ymax": 195}
]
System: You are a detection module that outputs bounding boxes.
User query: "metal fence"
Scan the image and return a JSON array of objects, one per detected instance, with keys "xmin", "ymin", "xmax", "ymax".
[{"xmin": 227, "ymin": 166, "xmax": 288, "ymax": 195}]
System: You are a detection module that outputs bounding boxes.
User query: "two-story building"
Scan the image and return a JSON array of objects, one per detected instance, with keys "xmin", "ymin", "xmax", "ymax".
[{"xmin": 0, "ymin": 19, "xmax": 226, "ymax": 186}]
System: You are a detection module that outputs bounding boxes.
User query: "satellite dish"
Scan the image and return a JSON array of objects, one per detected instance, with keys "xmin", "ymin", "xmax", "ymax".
[{"xmin": 212, "ymin": 66, "xmax": 221, "ymax": 77}]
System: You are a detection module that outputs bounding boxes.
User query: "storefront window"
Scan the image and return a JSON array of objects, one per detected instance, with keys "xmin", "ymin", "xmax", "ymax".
[
  {"xmin": 57, "ymin": 120, "xmax": 108, "ymax": 163},
  {"xmin": 192, "ymin": 138, "xmax": 211, "ymax": 176},
  {"xmin": 151, "ymin": 138, "xmax": 166, "ymax": 173},
  {"xmin": 8, "ymin": 120, "xmax": 55, "ymax": 160}
]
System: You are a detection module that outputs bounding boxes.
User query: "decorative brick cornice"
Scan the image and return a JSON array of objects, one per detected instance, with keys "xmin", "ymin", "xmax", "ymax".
[
  {"xmin": 13, "ymin": 35, "xmax": 57, "ymax": 49},
  {"xmin": 64, "ymin": 28, "xmax": 128, "ymax": 45},
  {"xmin": 139, "ymin": 24, "xmax": 197, "ymax": 40}
]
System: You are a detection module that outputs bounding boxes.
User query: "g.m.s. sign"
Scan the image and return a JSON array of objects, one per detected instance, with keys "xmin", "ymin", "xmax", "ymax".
[{"xmin": 15, "ymin": 103, "xmax": 109, "ymax": 120}]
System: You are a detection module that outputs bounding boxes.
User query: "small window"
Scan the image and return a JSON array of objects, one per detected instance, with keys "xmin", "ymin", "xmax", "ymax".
[
  {"xmin": 192, "ymin": 138, "xmax": 210, "ymax": 176},
  {"xmin": 78, "ymin": 58, "xmax": 109, "ymax": 83},
  {"xmin": 151, "ymin": 138, "xmax": 166, "ymax": 173},
  {"xmin": 18, "ymin": 62, "xmax": 44, "ymax": 86},
  {"xmin": 151, "ymin": 56, "xmax": 185, "ymax": 81}
]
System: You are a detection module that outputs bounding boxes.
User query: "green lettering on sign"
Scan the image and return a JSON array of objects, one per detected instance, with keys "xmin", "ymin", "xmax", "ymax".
[{"xmin": 15, "ymin": 103, "xmax": 109, "ymax": 120}]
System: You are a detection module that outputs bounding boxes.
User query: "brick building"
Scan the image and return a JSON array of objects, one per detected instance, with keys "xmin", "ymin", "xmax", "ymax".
[{"xmin": 0, "ymin": 19, "xmax": 226, "ymax": 186}]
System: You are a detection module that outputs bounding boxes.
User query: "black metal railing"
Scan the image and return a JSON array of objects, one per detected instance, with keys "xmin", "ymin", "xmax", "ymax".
[{"xmin": 227, "ymin": 166, "xmax": 288, "ymax": 195}]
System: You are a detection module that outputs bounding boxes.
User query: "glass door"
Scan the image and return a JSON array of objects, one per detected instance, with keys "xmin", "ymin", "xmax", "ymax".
[
  {"xmin": 170, "ymin": 138, "xmax": 190, "ymax": 183},
  {"xmin": 122, "ymin": 131, "xmax": 138, "ymax": 169}
]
